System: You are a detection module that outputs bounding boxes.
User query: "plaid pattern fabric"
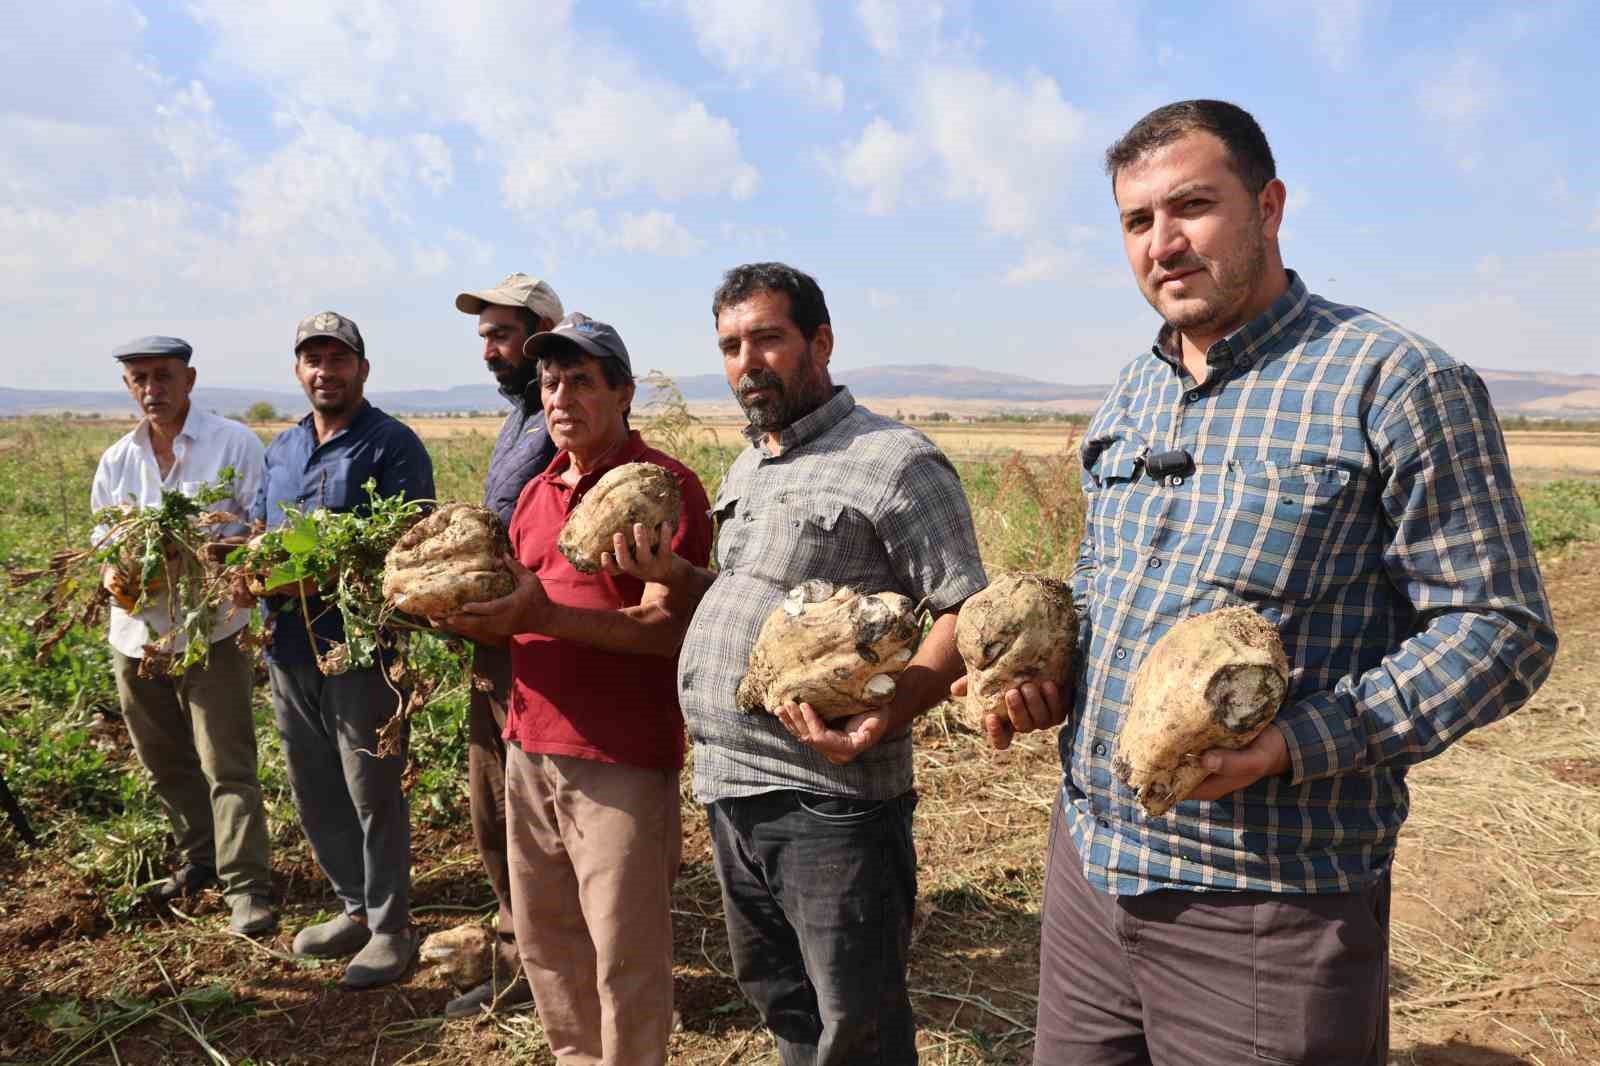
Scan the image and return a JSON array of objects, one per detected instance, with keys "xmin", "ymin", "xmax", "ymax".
[
  {"xmin": 679, "ymin": 387, "xmax": 987, "ymax": 803},
  {"xmin": 1066, "ymin": 271, "xmax": 1557, "ymax": 896}
]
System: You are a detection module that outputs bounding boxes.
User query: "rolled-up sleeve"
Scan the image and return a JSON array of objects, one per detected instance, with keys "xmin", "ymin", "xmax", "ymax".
[
  {"xmin": 875, "ymin": 449, "xmax": 987, "ymax": 613},
  {"xmin": 1280, "ymin": 365, "xmax": 1558, "ymax": 783}
]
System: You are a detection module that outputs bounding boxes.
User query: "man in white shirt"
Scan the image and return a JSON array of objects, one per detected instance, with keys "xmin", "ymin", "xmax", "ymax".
[{"xmin": 91, "ymin": 335, "xmax": 275, "ymax": 936}]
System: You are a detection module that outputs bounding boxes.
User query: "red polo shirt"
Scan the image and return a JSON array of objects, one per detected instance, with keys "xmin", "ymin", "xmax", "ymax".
[{"xmin": 504, "ymin": 431, "xmax": 712, "ymax": 770}]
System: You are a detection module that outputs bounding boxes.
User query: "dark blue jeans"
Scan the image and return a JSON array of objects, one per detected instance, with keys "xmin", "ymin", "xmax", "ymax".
[{"xmin": 707, "ymin": 789, "xmax": 919, "ymax": 1066}]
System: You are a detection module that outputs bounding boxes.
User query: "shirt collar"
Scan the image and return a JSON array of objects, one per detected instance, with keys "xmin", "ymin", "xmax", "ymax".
[
  {"xmin": 1152, "ymin": 269, "xmax": 1310, "ymax": 373},
  {"xmin": 295, "ymin": 399, "xmax": 374, "ymax": 446},
  {"xmin": 742, "ymin": 385, "xmax": 855, "ymax": 455},
  {"xmin": 538, "ymin": 429, "xmax": 650, "ymax": 487},
  {"xmin": 133, "ymin": 405, "xmax": 203, "ymax": 450}
]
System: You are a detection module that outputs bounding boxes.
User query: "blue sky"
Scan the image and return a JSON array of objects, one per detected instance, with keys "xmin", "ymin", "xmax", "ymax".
[{"xmin": 3, "ymin": 0, "xmax": 1597, "ymax": 391}]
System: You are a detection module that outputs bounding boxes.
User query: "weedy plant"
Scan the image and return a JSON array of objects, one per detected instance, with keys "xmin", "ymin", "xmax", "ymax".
[
  {"xmin": 224, "ymin": 479, "xmax": 470, "ymax": 757},
  {"xmin": 5, "ymin": 469, "xmax": 243, "ymax": 677}
]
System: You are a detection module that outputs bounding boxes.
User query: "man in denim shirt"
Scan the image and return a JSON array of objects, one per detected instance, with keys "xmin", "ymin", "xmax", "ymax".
[
  {"xmin": 1014, "ymin": 101, "xmax": 1557, "ymax": 1066},
  {"xmin": 251, "ymin": 311, "xmax": 435, "ymax": 989},
  {"xmin": 445, "ymin": 273, "xmax": 561, "ymax": 1017}
]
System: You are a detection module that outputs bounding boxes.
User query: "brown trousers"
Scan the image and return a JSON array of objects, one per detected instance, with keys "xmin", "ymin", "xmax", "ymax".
[
  {"xmin": 1034, "ymin": 808, "xmax": 1389, "ymax": 1066},
  {"xmin": 468, "ymin": 643, "xmax": 518, "ymax": 971},
  {"xmin": 506, "ymin": 746, "xmax": 681, "ymax": 1066}
]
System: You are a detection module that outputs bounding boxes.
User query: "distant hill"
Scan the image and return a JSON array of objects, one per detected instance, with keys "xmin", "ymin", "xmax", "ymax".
[{"xmin": 4, "ymin": 365, "xmax": 1597, "ymax": 418}]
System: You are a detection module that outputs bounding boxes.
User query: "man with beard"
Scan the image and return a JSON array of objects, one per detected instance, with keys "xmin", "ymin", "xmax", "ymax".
[
  {"xmin": 444, "ymin": 273, "xmax": 562, "ymax": 1017},
  {"xmin": 613, "ymin": 263, "xmax": 986, "ymax": 1064},
  {"xmin": 1008, "ymin": 100, "xmax": 1556, "ymax": 1065},
  {"xmin": 91, "ymin": 336, "xmax": 275, "ymax": 936},
  {"xmin": 250, "ymin": 311, "xmax": 435, "ymax": 989}
]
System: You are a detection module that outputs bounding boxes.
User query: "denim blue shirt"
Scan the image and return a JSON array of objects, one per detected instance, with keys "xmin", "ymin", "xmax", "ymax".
[
  {"xmin": 253, "ymin": 402, "xmax": 435, "ymax": 666},
  {"xmin": 1067, "ymin": 271, "xmax": 1556, "ymax": 896}
]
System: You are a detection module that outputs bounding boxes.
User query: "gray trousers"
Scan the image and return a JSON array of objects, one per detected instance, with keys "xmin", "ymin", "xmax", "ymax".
[
  {"xmin": 268, "ymin": 659, "xmax": 410, "ymax": 933},
  {"xmin": 113, "ymin": 633, "xmax": 272, "ymax": 903},
  {"xmin": 468, "ymin": 643, "xmax": 519, "ymax": 970}
]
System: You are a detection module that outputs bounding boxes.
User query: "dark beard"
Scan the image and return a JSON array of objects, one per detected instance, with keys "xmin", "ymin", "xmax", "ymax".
[
  {"xmin": 493, "ymin": 358, "xmax": 540, "ymax": 399},
  {"xmin": 736, "ymin": 368, "xmax": 828, "ymax": 432}
]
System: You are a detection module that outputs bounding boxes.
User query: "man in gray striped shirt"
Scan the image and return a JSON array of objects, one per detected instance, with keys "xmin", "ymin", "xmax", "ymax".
[{"xmin": 619, "ymin": 263, "xmax": 985, "ymax": 1065}]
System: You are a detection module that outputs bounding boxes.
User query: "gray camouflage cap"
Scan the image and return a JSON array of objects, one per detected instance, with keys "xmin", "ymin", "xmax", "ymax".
[
  {"xmin": 524, "ymin": 312, "xmax": 632, "ymax": 375},
  {"xmin": 456, "ymin": 273, "xmax": 565, "ymax": 321},
  {"xmin": 294, "ymin": 311, "xmax": 365, "ymax": 356}
]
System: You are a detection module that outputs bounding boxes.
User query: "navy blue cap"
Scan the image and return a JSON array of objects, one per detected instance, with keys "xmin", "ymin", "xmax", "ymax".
[
  {"xmin": 112, "ymin": 335, "xmax": 193, "ymax": 363},
  {"xmin": 523, "ymin": 312, "xmax": 632, "ymax": 374}
]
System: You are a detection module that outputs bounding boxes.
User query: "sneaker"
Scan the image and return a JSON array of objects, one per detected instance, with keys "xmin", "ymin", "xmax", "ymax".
[
  {"xmin": 444, "ymin": 975, "xmax": 533, "ymax": 1018},
  {"xmin": 152, "ymin": 864, "xmax": 217, "ymax": 903},
  {"xmin": 292, "ymin": 913, "xmax": 372, "ymax": 958},
  {"xmin": 228, "ymin": 896, "xmax": 278, "ymax": 937},
  {"xmin": 342, "ymin": 927, "xmax": 417, "ymax": 990}
]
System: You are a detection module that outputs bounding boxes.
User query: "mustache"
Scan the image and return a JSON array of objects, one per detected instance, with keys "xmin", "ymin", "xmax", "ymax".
[
  {"xmin": 736, "ymin": 370, "xmax": 785, "ymax": 400},
  {"xmin": 1149, "ymin": 255, "xmax": 1208, "ymax": 284}
]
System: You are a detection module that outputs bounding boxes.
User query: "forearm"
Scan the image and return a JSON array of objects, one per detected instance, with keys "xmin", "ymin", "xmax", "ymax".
[
  {"xmin": 1280, "ymin": 604, "xmax": 1557, "ymax": 783},
  {"xmin": 883, "ymin": 611, "xmax": 964, "ymax": 731},
  {"xmin": 528, "ymin": 600, "xmax": 689, "ymax": 658}
]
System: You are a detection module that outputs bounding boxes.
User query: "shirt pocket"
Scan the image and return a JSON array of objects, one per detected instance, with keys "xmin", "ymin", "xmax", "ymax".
[
  {"xmin": 723, "ymin": 491, "xmax": 849, "ymax": 586},
  {"xmin": 1198, "ymin": 460, "xmax": 1352, "ymax": 601},
  {"xmin": 1085, "ymin": 439, "xmax": 1145, "ymax": 560}
]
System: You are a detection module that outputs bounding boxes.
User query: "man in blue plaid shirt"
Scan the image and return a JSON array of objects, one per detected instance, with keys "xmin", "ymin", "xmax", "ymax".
[{"xmin": 1010, "ymin": 100, "xmax": 1558, "ymax": 1065}]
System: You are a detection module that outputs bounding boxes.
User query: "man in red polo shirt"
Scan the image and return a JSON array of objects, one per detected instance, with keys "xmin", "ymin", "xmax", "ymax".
[{"xmin": 442, "ymin": 312, "xmax": 711, "ymax": 1066}]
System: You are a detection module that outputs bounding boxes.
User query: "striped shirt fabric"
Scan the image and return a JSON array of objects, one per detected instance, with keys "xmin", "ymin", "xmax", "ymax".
[
  {"xmin": 1066, "ymin": 271, "xmax": 1557, "ymax": 896},
  {"xmin": 678, "ymin": 387, "xmax": 988, "ymax": 804}
]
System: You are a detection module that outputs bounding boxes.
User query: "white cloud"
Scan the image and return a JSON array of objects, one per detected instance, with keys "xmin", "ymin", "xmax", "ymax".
[
  {"xmin": 1416, "ymin": 52, "xmax": 1503, "ymax": 132},
  {"xmin": 856, "ymin": 0, "xmax": 944, "ymax": 58},
  {"xmin": 610, "ymin": 211, "xmax": 706, "ymax": 257},
  {"xmin": 916, "ymin": 67, "xmax": 1088, "ymax": 236},
  {"xmin": 1005, "ymin": 245, "xmax": 1072, "ymax": 285},
  {"xmin": 667, "ymin": 0, "xmax": 844, "ymax": 110},
  {"xmin": 155, "ymin": 81, "xmax": 239, "ymax": 182},
  {"xmin": 832, "ymin": 118, "xmax": 923, "ymax": 214},
  {"xmin": 865, "ymin": 288, "xmax": 898, "ymax": 309},
  {"xmin": 829, "ymin": 67, "xmax": 1087, "ymax": 235},
  {"xmin": 409, "ymin": 134, "xmax": 454, "ymax": 195},
  {"xmin": 565, "ymin": 208, "xmax": 705, "ymax": 257},
  {"xmin": 188, "ymin": 0, "xmax": 760, "ymax": 212}
]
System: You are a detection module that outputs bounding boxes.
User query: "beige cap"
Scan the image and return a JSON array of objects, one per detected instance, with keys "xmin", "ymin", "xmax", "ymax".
[
  {"xmin": 455, "ymin": 273, "xmax": 565, "ymax": 320},
  {"xmin": 294, "ymin": 311, "xmax": 365, "ymax": 356}
]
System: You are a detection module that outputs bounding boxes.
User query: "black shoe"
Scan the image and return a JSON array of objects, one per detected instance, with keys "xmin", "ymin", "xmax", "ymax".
[
  {"xmin": 152, "ymin": 864, "xmax": 217, "ymax": 903},
  {"xmin": 445, "ymin": 975, "xmax": 533, "ymax": 1018}
]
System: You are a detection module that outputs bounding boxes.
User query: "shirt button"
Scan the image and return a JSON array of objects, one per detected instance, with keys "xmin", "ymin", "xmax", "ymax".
[
  {"xmin": 1093, "ymin": 741, "xmax": 1107, "ymax": 756},
  {"xmin": 1185, "ymin": 390, "xmax": 1199, "ymax": 403},
  {"xmin": 1147, "ymin": 557, "xmax": 1162, "ymax": 569},
  {"xmin": 1115, "ymin": 647, "xmax": 1127, "ymax": 660},
  {"xmin": 1169, "ymin": 475, "xmax": 1184, "ymax": 487}
]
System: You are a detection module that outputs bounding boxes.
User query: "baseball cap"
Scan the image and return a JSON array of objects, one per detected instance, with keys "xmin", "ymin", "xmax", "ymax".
[
  {"xmin": 456, "ymin": 273, "xmax": 565, "ymax": 320},
  {"xmin": 294, "ymin": 311, "xmax": 365, "ymax": 356},
  {"xmin": 523, "ymin": 312, "xmax": 632, "ymax": 375},
  {"xmin": 112, "ymin": 336, "xmax": 192, "ymax": 363}
]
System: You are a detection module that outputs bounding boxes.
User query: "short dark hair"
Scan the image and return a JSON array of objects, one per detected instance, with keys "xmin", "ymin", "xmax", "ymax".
[
  {"xmin": 1104, "ymin": 99, "xmax": 1276, "ymax": 197},
  {"xmin": 536, "ymin": 341, "xmax": 634, "ymax": 418},
  {"xmin": 712, "ymin": 262, "xmax": 831, "ymax": 341}
]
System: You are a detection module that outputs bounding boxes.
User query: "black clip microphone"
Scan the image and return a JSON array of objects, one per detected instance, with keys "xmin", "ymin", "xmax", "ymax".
[{"xmin": 1144, "ymin": 448, "xmax": 1194, "ymax": 480}]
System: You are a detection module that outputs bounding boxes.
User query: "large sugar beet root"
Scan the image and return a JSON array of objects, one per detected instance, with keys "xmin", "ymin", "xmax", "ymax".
[
  {"xmin": 955, "ymin": 572, "xmax": 1075, "ymax": 726},
  {"xmin": 1112, "ymin": 606, "xmax": 1289, "ymax": 817},
  {"xmin": 557, "ymin": 462, "xmax": 682, "ymax": 574},
  {"xmin": 736, "ymin": 580, "xmax": 922, "ymax": 721},
  {"xmin": 382, "ymin": 504, "xmax": 515, "ymax": 616},
  {"xmin": 419, "ymin": 923, "xmax": 494, "ymax": 991}
]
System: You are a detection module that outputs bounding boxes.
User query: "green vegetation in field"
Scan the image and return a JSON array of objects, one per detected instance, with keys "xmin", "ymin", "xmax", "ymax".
[{"xmin": 1523, "ymin": 478, "xmax": 1600, "ymax": 554}]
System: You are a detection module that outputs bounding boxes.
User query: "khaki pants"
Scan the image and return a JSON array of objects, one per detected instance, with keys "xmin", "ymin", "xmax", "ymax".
[
  {"xmin": 113, "ymin": 633, "xmax": 272, "ymax": 903},
  {"xmin": 506, "ymin": 746, "xmax": 681, "ymax": 1066}
]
